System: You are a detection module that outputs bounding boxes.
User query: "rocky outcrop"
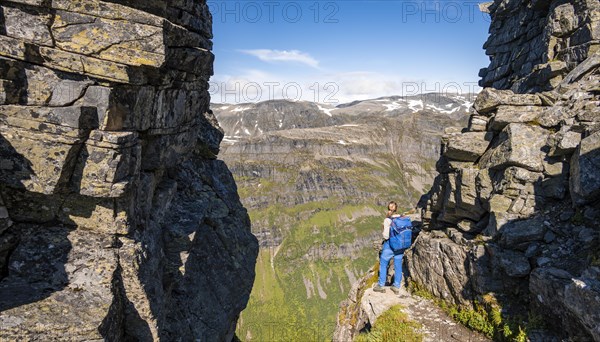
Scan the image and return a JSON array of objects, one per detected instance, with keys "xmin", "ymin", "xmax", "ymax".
[
  {"xmin": 408, "ymin": 0, "xmax": 600, "ymax": 340},
  {"xmin": 333, "ymin": 238, "xmax": 490, "ymax": 342},
  {"xmin": 0, "ymin": 1, "xmax": 258, "ymax": 340},
  {"xmin": 333, "ymin": 268, "xmax": 378, "ymax": 342},
  {"xmin": 479, "ymin": 0, "xmax": 600, "ymax": 92}
]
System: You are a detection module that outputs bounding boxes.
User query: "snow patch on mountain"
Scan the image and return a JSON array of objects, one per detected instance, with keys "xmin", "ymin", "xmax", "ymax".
[
  {"xmin": 317, "ymin": 104, "xmax": 335, "ymax": 117},
  {"xmin": 426, "ymin": 103, "xmax": 459, "ymax": 114},
  {"xmin": 212, "ymin": 93, "xmax": 474, "ymax": 145},
  {"xmin": 407, "ymin": 99, "xmax": 424, "ymax": 112},
  {"xmin": 383, "ymin": 102, "xmax": 402, "ymax": 111}
]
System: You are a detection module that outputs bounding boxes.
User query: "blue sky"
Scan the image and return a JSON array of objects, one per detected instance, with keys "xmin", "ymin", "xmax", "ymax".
[{"xmin": 208, "ymin": 1, "xmax": 491, "ymax": 104}]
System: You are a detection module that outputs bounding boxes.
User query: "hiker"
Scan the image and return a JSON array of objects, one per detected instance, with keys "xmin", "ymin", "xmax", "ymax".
[{"xmin": 373, "ymin": 201, "xmax": 412, "ymax": 295}]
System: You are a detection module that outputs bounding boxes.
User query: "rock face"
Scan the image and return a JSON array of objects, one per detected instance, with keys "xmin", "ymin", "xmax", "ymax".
[
  {"xmin": 407, "ymin": 0, "xmax": 600, "ymax": 340},
  {"xmin": 479, "ymin": 0, "xmax": 600, "ymax": 93},
  {"xmin": 333, "ymin": 269, "xmax": 378, "ymax": 342},
  {"xmin": 0, "ymin": 1, "xmax": 258, "ymax": 340}
]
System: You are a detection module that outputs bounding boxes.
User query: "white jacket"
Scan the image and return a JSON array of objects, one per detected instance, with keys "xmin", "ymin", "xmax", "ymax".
[{"xmin": 382, "ymin": 214, "xmax": 402, "ymax": 240}]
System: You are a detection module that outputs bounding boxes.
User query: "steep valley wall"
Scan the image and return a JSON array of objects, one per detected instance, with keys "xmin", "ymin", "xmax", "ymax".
[
  {"xmin": 409, "ymin": 0, "xmax": 600, "ymax": 340},
  {"xmin": 0, "ymin": 0, "xmax": 258, "ymax": 340}
]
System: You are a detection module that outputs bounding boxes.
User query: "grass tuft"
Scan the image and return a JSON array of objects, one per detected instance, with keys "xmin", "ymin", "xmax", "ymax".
[
  {"xmin": 408, "ymin": 281, "xmax": 546, "ymax": 341},
  {"xmin": 407, "ymin": 281, "xmax": 435, "ymax": 300},
  {"xmin": 355, "ymin": 305, "xmax": 423, "ymax": 342}
]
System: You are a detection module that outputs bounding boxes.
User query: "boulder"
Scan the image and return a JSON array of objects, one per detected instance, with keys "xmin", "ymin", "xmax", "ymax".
[
  {"xmin": 2, "ymin": 5, "xmax": 53, "ymax": 46},
  {"xmin": 51, "ymin": 12, "xmax": 166, "ymax": 68},
  {"xmin": 497, "ymin": 249, "xmax": 531, "ymax": 278},
  {"xmin": 547, "ymin": 3, "xmax": 578, "ymax": 37},
  {"xmin": 548, "ymin": 131, "xmax": 581, "ymax": 156},
  {"xmin": 475, "ymin": 168, "xmax": 494, "ymax": 201},
  {"xmin": 473, "ymin": 88, "xmax": 542, "ymax": 115},
  {"xmin": 333, "ymin": 271, "xmax": 373, "ymax": 342},
  {"xmin": 468, "ymin": 244, "xmax": 505, "ymax": 295},
  {"xmin": 454, "ymin": 168, "xmax": 487, "ymax": 220},
  {"xmin": 530, "ymin": 267, "xmax": 598, "ymax": 341},
  {"xmin": 542, "ymin": 176, "xmax": 567, "ymax": 199},
  {"xmin": 443, "ymin": 132, "xmax": 494, "ymax": 162},
  {"xmin": 0, "ymin": 58, "xmax": 92, "ymax": 106},
  {"xmin": 570, "ymin": 130, "xmax": 600, "ymax": 206},
  {"xmin": 503, "ymin": 166, "xmax": 544, "ymax": 184},
  {"xmin": 537, "ymin": 106, "xmax": 574, "ymax": 128},
  {"xmin": 405, "ymin": 232, "xmax": 473, "ymax": 305},
  {"xmin": 487, "ymin": 194, "xmax": 514, "ymax": 213},
  {"xmin": 491, "ymin": 167, "xmax": 543, "ymax": 198},
  {"xmin": 75, "ymin": 131, "xmax": 141, "ymax": 198},
  {"xmin": 576, "ymin": 102, "xmax": 600, "ymax": 122},
  {"xmin": 489, "ymin": 105, "xmax": 544, "ymax": 131},
  {"xmin": 360, "ymin": 289, "xmax": 404, "ymax": 326},
  {"xmin": 0, "ymin": 225, "xmax": 119, "ymax": 340},
  {"xmin": 498, "ymin": 217, "xmax": 546, "ymax": 250},
  {"xmin": 482, "ymin": 210, "xmax": 518, "ymax": 239},
  {"xmin": 479, "ymin": 123, "xmax": 549, "ymax": 172},
  {"xmin": 564, "ymin": 268, "xmax": 600, "ymax": 341},
  {"xmin": 543, "ymin": 159, "xmax": 566, "ymax": 176},
  {"xmin": 562, "ymin": 50, "xmax": 600, "ymax": 85},
  {"xmin": 457, "ymin": 219, "xmax": 480, "ymax": 233},
  {"xmin": 437, "ymin": 169, "xmax": 487, "ymax": 224},
  {"xmin": 509, "ymin": 194, "xmax": 539, "ymax": 217},
  {"xmin": 437, "ymin": 174, "xmax": 460, "ymax": 224},
  {"xmin": 446, "ymin": 227, "xmax": 469, "ymax": 245},
  {"xmin": 468, "ymin": 115, "xmax": 489, "ymax": 131},
  {"xmin": 0, "ymin": 124, "xmax": 84, "ymax": 194},
  {"xmin": 529, "ymin": 267, "xmax": 572, "ymax": 319}
]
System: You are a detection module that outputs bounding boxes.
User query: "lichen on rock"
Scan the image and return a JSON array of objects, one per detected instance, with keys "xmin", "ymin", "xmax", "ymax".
[{"xmin": 0, "ymin": 0, "xmax": 258, "ymax": 340}]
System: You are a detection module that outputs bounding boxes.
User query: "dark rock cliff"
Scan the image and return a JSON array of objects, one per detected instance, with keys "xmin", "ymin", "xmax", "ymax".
[
  {"xmin": 479, "ymin": 0, "xmax": 599, "ymax": 93},
  {"xmin": 0, "ymin": 1, "xmax": 258, "ymax": 340},
  {"xmin": 408, "ymin": 0, "xmax": 600, "ymax": 340}
]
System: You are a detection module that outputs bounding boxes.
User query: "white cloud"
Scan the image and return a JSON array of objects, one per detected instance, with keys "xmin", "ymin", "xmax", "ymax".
[
  {"xmin": 329, "ymin": 72, "xmax": 480, "ymax": 103},
  {"xmin": 209, "ymin": 70, "xmax": 479, "ymax": 105},
  {"xmin": 210, "ymin": 70, "xmax": 408, "ymax": 104},
  {"xmin": 239, "ymin": 49, "xmax": 320, "ymax": 68},
  {"xmin": 209, "ymin": 70, "xmax": 398, "ymax": 104},
  {"xmin": 331, "ymin": 72, "xmax": 401, "ymax": 100}
]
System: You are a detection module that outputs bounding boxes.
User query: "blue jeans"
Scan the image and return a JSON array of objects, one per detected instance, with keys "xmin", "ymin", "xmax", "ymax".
[{"xmin": 378, "ymin": 240, "xmax": 403, "ymax": 288}]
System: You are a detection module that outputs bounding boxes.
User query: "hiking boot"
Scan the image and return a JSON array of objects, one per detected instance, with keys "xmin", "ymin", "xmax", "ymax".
[
  {"xmin": 390, "ymin": 286, "xmax": 400, "ymax": 295},
  {"xmin": 373, "ymin": 284, "xmax": 386, "ymax": 293}
]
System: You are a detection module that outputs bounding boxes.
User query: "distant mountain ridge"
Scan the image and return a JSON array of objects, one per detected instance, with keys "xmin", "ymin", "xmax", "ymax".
[{"xmin": 213, "ymin": 93, "xmax": 474, "ymax": 145}]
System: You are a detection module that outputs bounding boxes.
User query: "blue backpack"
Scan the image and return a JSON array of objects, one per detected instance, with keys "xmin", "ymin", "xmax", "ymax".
[{"xmin": 389, "ymin": 216, "xmax": 412, "ymax": 253}]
